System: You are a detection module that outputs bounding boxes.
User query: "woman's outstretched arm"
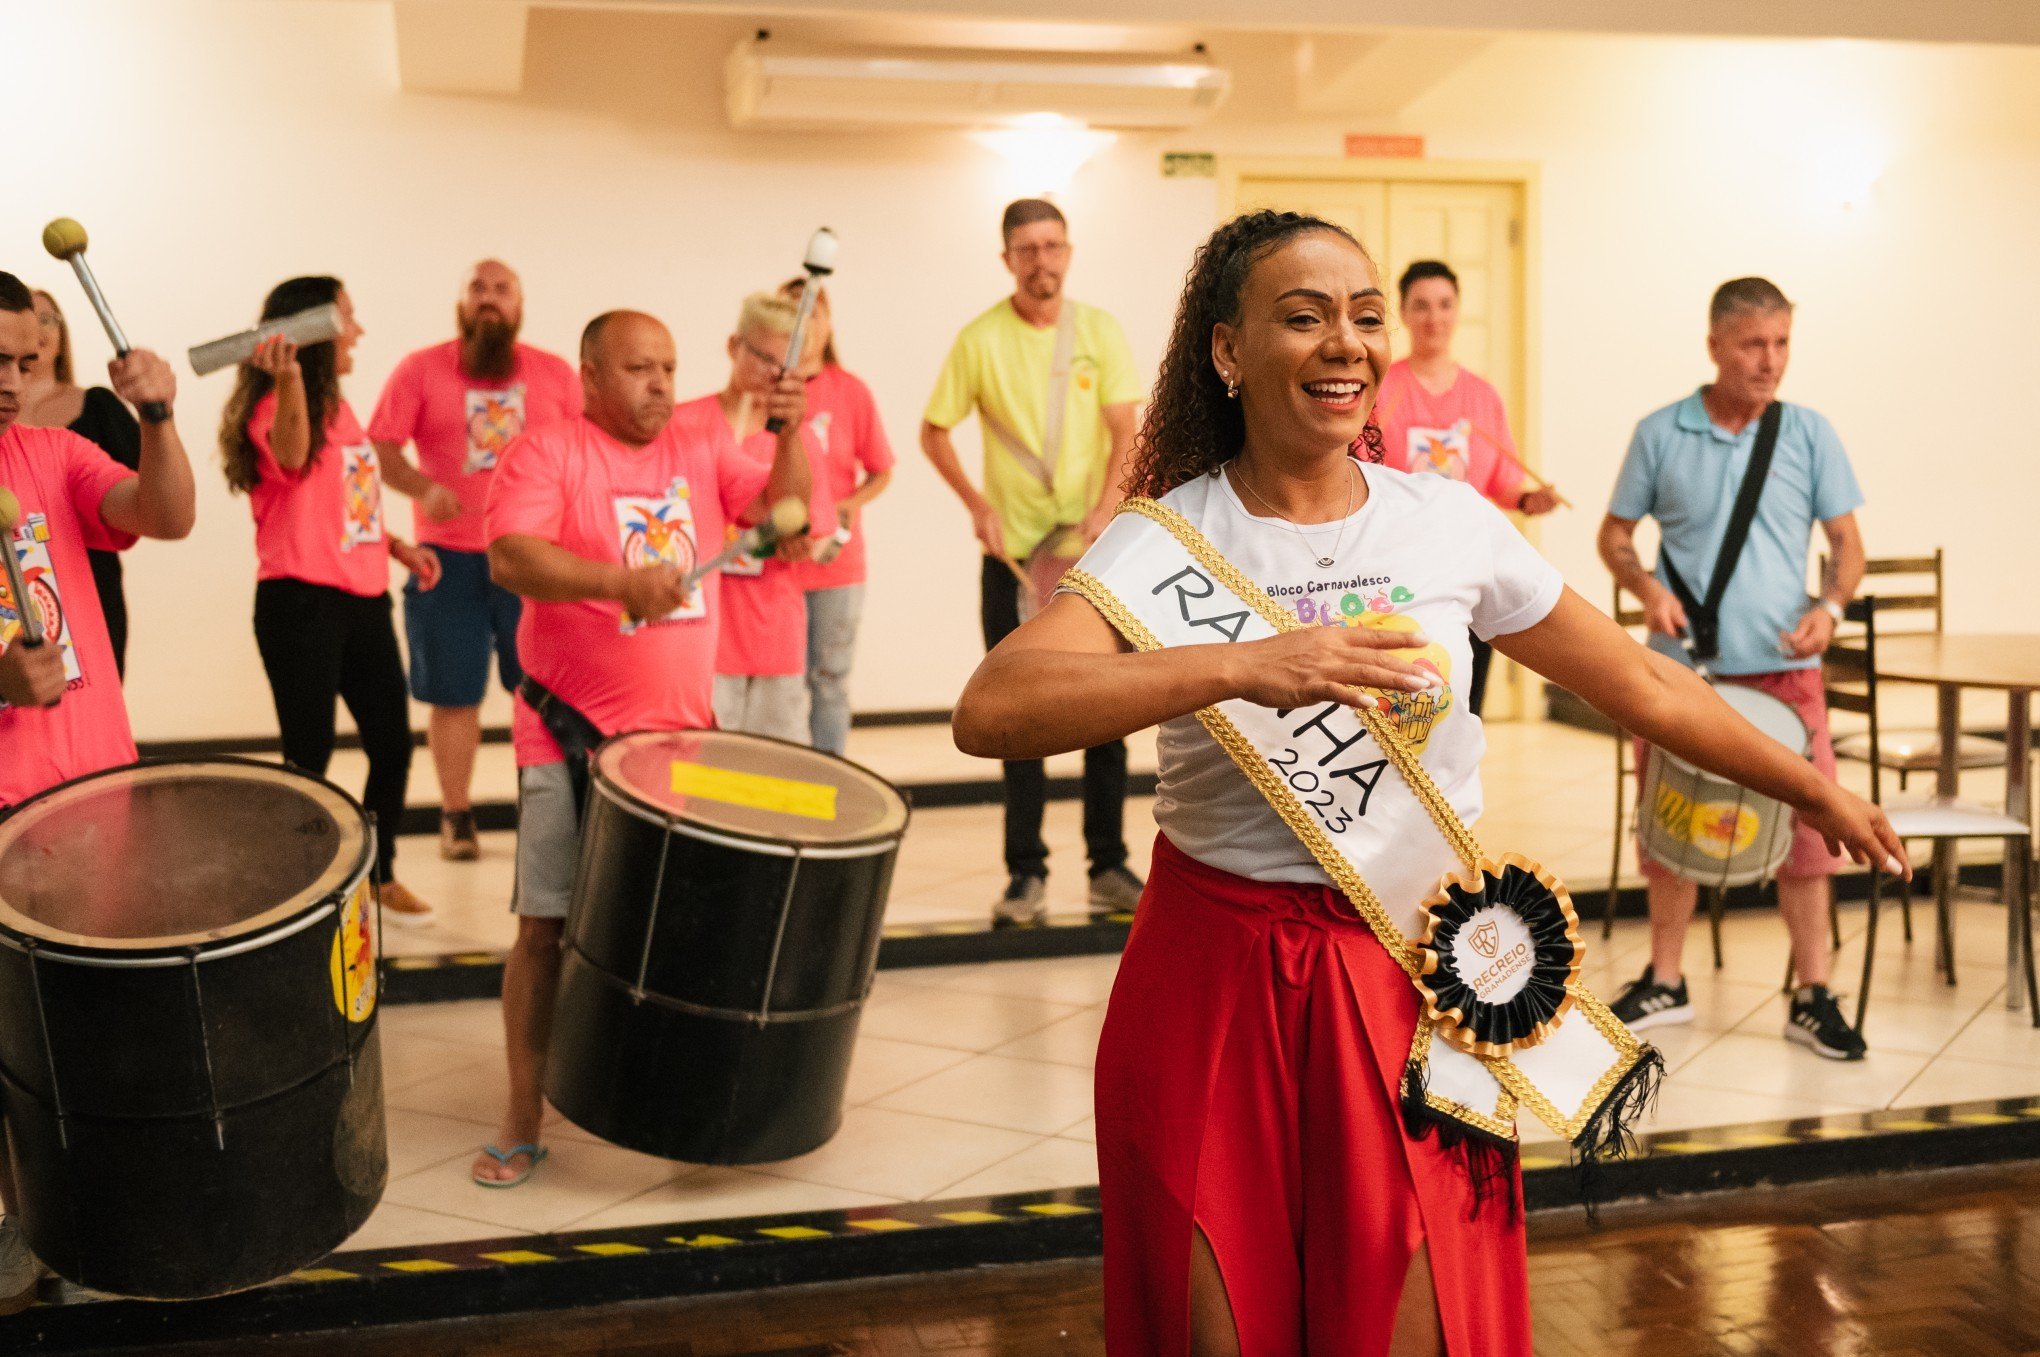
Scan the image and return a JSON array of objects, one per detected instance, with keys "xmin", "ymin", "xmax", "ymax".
[{"xmin": 1491, "ymin": 587, "xmax": 1906, "ymax": 873}]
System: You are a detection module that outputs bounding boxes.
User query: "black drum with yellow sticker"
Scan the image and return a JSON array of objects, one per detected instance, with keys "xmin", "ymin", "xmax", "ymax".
[
  {"xmin": 549, "ymin": 730, "xmax": 909, "ymax": 1164},
  {"xmin": 0, "ymin": 758, "xmax": 384, "ymax": 1299}
]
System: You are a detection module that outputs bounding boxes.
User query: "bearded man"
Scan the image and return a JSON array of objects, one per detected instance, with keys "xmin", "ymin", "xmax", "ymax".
[{"xmin": 369, "ymin": 259, "xmax": 582, "ymax": 859}]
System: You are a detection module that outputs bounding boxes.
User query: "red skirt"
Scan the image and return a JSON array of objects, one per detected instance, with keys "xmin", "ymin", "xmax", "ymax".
[{"xmin": 1096, "ymin": 834, "xmax": 1532, "ymax": 1356}]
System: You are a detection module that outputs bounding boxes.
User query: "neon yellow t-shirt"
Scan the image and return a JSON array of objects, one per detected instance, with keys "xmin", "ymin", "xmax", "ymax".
[{"xmin": 924, "ymin": 298, "xmax": 1143, "ymax": 559}]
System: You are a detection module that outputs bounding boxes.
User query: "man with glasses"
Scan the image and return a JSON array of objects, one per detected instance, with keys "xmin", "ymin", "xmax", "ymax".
[
  {"xmin": 922, "ymin": 198, "xmax": 1146, "ymax": 927},
  {"xmin": 708, "ymin": 292, "xmax": 829, "ymax": 742}
]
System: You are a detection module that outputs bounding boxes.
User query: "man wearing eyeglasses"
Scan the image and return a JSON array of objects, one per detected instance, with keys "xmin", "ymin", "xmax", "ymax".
[
  {"xmin": 922, "ymin": 198, "xmax": 1146, "ymax": 927},
  {"xmin": 707, "ymin": 292, "xmax": 830, "ymax": 742}
]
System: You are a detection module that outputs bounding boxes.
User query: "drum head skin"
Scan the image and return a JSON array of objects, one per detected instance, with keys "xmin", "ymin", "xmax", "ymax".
[
  {"xmin": 597, "ymin": 730, "xmax": 909, "ymax": 848},
  {"xmin": 0, "ymin": 760, "xmax": 370, "ymax": 950}
]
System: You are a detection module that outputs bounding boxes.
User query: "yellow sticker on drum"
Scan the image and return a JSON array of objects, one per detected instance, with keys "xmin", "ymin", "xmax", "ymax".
[
  {"xmin": 330, "ymin": 880, "xmax": 378, "ymax": 1023},
  {"xmin": 1653, "ymin": 783, "xmax": 1761, "ymax": 860},
  {"xmin": 671, "ymin": 761, "xmax": 839, "ymax": 821}
]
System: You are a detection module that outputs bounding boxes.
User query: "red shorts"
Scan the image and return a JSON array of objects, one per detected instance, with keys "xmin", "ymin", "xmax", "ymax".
[
  {"xmin": 1635, "ymin": 666, "xmax": 1843, "ymax": 882},
  {"xmin": 1095, "ymin": 834, "xmax": 1532, "ymax": 1355}
]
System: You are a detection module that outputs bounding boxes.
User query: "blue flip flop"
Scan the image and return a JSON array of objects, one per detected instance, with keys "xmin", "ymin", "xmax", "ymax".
[{"xmin": 473, "ymin": 1143, "xmax": 548, "ymax": 1189}]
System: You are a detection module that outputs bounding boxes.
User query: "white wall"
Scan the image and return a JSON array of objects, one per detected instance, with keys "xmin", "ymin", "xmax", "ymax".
[{"xmin": 7, "ymin": 1, "xmax": 2038, "ymax": 742}]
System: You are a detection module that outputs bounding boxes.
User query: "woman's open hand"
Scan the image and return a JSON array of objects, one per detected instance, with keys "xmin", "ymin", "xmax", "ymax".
[{"xmin": 1232, "ymin": 625, "xmax": 1444, "ymax": 711}]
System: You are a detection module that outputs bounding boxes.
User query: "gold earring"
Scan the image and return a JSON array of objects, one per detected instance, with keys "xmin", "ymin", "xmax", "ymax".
[{"xmin": 1225, "ymin": 376, "xmax": 1239, "ymax": 398}]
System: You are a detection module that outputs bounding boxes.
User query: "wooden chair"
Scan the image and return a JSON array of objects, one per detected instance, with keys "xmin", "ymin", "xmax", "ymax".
[
  {"xmin": 1840, "ymin": 596, "xmax": 2038, "ymax": 1032},
  {"xmin": 1830, "ymin": 550, "xmax": 2005, "ymax": 791}
]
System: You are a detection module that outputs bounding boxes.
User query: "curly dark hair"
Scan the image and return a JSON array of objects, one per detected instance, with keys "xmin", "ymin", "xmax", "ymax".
[
  {"xmin": 1129, "ymin": 211, "xmax": 1386, "ymax": 499},
  {"xmin": 219, "ymin": 276, "xmax": 346, "ymax": 496}
]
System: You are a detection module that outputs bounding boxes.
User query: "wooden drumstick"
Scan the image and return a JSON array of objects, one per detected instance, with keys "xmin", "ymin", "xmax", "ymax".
[{"xmin": 0, "ymin": 488, "xmax": 46, "ymax": 646}]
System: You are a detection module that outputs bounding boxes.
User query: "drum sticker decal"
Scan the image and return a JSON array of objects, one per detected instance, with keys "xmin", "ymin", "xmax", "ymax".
[
  {"xmin": 330, "ymin": 879, "xmax": 379, "ymax": 1023},
  {"xmin": 1652, "ymin": 781, "xmax": 1761, "ymax": 860},
  {"xmin": 614, "ymin": 478, "xmax": 703, "ymax": 631},
  {"xmin": 0, "ymin": 512, "xmax": 83, "ymax": 706},
  {"xmin": 671, "ymin": 760, "xmax": 839, "ymax": 821},
  {"xmin": 339, "ymin": 441, "xmax": 385, "ymax": 551},
  {"xmin": 1408, "ymin": 419, "xmax": 1472, "ymax": 480},
  {"xmin": 464, "ymin": 382, "xmax": 527, "ymax": 473}
]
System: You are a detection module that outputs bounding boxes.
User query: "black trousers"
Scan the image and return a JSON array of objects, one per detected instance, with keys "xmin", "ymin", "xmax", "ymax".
[
  {"xmin": 1468, "ymin": 635, "xmax": 1494, "ymax": 718},
  {"xmin": 254, "ymin": 578, "xmax": 412, "ymax": 882},
  {"xmin": 979, "ymin": 556, "xmax": 1128, "ymax": 880}
]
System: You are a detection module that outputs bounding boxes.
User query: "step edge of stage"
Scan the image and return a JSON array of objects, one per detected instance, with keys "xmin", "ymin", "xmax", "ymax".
[
  {"xmin": 9, "ymin": 1091, "xmax": 2039, "ymax": 1352},
  {"xmin": 380, "ymin": 858, "xmax": 2011, "ymax": 1005}
]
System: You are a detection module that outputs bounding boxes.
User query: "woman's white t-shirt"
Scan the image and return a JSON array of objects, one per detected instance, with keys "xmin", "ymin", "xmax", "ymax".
[{"xmin": 1087, "ymin": 460, "xmax": 1563, "ymax": 904}]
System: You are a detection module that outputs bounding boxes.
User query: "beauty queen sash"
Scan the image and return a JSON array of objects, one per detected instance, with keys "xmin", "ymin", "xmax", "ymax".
[{"xmin": 1063, "ymin": 498, "xmax": 1661, "ymax": 1154}]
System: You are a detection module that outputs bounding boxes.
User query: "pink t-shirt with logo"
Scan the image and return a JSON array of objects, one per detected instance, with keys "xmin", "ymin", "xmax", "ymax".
[
  {"xmin": 485, "ymin": 410, "xmax": 772, "ymax": 767},
  {"xmin": 671, "ymin": 394, "xmax": 828, "ymax": 679},
  {"xmin": 367, "ymin": 340, "xmax": 582, "ymax": 554},
  {"xmin": 0, "ymin": 424, "xmax": 139, "ymax": 809},
  {"xmin": 247, "ymin": 394, "xmax": 390, "ymax": 597},
  {"xmin": 792, "ymin": 364, "xmax": 893, "ymax": 592},
  {"xmin": 1373, "ymin": 360, "xmax": 1525, "ymax": 510}
]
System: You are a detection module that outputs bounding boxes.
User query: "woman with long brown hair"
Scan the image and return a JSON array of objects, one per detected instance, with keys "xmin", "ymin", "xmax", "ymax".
[
  {"xmin": 220, "ymin": 275, "xmax": 439, "ymax": 921},
  {"xmin": 17, "ymin": 288, "xmax": 142, "ymax": 674},
  {"xmin": 954, "ymin": 211, "xmax": 1902, "ymax": 1353}
]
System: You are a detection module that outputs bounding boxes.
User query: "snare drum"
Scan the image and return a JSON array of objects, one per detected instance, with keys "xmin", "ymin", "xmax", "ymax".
[
  {"xmin": 0, "ymin": 759, "xmax": 386, "ymax": 1299},
  {"xmin": 547, "ymin": 730, "xmax": 909, "ymax": 1164},
  {"xmin": 1638, "ymin": 684, "xmax": 1811, "ymax": 888}
]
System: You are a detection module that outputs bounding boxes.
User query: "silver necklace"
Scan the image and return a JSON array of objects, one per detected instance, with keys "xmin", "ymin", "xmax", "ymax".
[{"xmin": 1233, "ymin": 457, "xmax": 1356, "ymax": 569}]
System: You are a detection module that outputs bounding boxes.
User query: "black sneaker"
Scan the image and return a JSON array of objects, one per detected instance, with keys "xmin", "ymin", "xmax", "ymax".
[
  {"xmin": 1785, "ymin": 985, "xmax": 1867, "ymax": 1061},
  {"xmin": 1609, "ymin": 966, "xmax": 1694, "ymax": 1031},
  {"xmin": 1087, "ymin": 865, "xmax": 1144, "ymax": 916},
  {"xmin": 992, "ymin": 875, "xmax": 1048, "ymax": 928}
]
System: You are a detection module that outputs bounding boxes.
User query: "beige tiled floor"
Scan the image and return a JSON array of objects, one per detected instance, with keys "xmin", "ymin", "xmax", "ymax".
[{"xmin": 332, "ymin": 717, "xmax": 2037, "ymax": 1256}]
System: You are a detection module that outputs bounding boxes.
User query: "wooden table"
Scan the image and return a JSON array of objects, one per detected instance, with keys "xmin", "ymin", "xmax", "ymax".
[{"xmin": 1873, "ymin": 634, "xmax": 2040, "ymax": 1010}]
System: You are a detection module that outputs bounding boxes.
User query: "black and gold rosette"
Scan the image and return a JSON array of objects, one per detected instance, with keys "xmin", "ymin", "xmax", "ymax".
[{"xmin": 1415, "ymin": 853, "xmax": 1584, "ymax": 1058}]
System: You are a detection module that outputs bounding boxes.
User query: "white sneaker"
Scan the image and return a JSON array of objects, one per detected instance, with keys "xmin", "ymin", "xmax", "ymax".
[
  {"xmin": 992, "ymin": 875, "xmax": 1048, "ymax": 928},
  {"xmin": 0, "ymin": 1216, "xmax": 46, "ymax": 1316}
]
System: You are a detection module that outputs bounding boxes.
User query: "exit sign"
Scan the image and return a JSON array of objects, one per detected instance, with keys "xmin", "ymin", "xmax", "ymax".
[{"xmin": 1345, "ymin": 134, "xmax": 1425, "ymax": 159}]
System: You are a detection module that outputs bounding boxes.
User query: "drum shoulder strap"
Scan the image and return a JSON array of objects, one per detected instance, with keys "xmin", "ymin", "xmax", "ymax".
[
  {"xmin": 516, "ymin": 676, "xmax": 605, "ymax": 811},
  {"xmin": 1660, "ymin": 399, "xmax": 1782, "ymax": 659},
  {"xmin": 979, "ymin": 304, "xmax": 1081, "ymax": 500}
]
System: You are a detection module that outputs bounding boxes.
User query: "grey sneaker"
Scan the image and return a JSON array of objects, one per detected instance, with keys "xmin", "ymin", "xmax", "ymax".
[
  {"xmin": 0, "ymin": 1216, "xmax": 47, "ymax": 1316},
  {"xmin": 1087, "ymin": 865, "xmax": 1145, "ymax": 915},
  {"xmin": 992, "ymin": 875, "xmax": 1048, "ymax": 928}
]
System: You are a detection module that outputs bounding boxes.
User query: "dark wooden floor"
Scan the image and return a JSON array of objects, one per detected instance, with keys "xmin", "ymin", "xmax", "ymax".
[{"xmin": 133, "ymin": 1161, "xmax": 2040, "ymax": 1356}]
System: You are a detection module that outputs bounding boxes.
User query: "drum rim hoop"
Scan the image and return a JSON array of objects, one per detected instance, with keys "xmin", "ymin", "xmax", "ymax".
[
  {"xmin": 590, "ymin": 728, "xmax": 911, "ymax": 848},
  {"xmin": 0, "ymin": 756, "xmax": 373, "ymax": 954},
  {"xmin": 588, "ymin": 777, "xmax": 904, "ymax": 859}
]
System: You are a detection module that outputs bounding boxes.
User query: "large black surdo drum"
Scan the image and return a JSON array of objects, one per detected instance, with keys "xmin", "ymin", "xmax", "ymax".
[
  {"xmin": 0, "ymin": 759, "xmax": 386, "ymax": 1299},
  {"xmin": 548, "ymin": 730, "xmax": 909, "ymax": 1165}
]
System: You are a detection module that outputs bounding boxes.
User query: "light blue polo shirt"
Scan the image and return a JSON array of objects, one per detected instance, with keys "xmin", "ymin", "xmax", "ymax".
[{"xmin": 1609, "ymin": 389, "xmax": 1863, "ymax": 676}]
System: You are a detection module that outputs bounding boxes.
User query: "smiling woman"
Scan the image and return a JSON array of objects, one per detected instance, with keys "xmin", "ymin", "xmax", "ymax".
[{"xmin": 950, "ymin": 210, "xmax": 1904, "ymax": 1357}]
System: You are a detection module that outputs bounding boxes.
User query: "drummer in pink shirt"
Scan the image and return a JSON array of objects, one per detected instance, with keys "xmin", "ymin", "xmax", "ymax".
[
  {"xmin": 708, "ymin": 292, "xmax": 832, "ymax": 744},
  {"xmin": 220, "ymin": 277, "xmax": 442, "ymax": 925},
  {"xmin": 0, "ymin": 268, "xmax": 195, "ymax": 1313},
  {"xmin": 1374, "ymin": 259, "xmax": 1564, "ymax": 714},
  {"xmin": 476, "ymin": 308, "xmax": 810, "ymax": 1187},
  {"xmin": 778, "ymin": 277, "xmax": 893, "ymax": 756},
  {"xmin": 369, "ymin": 260, "xmax": 580, "ymax": 861}
]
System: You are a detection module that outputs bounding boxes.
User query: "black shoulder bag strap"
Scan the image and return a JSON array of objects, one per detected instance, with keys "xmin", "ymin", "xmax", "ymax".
[
  {"xmin": 1659, "ymin": 400, "xmax": 1782, "ymax": 661},
  {"xmin": 516, "ymin": 676, "xmax": 606, "ymax": 818}
]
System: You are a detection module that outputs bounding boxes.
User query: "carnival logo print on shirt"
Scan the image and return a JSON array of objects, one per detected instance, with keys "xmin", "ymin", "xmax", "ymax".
[
  {"xmin": 1409, "ymin": 420, "xmax": 1472, "ymax": 480},
  {"xmin": 464, "ymin": 383, "xmax": 528, "ymax": 474},
  {"xmin": 339, "ymin": 441, "xmax": 384, "ymax": 550},
  {"xmin": 614, "ymin": 478, "xmax": 704, "ymax": 631},
  {"xmin": 805, "ymin": 410, "xmax": 833, "ymax": 458},
  {"xmin": 0, "ymin": 513, "xmax": 84, "ymax": 708},
  {"xmin": 1270, "ymin": 573, "xmax": 1455, "ymax": 754}
]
